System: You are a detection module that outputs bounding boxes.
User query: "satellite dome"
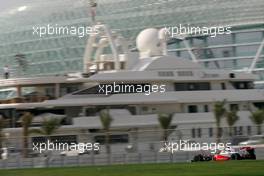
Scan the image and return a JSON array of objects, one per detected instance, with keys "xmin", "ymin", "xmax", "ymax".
[{"xmin": 136, "ymin": 28, "xmax": 162, "ymax": 58}]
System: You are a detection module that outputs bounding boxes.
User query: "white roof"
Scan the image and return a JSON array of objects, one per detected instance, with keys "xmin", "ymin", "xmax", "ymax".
[
  {"xmin": 144, "ymin": 56, "xmax": 202, "ymax": 70},
  {"xmin": 90, "ymin": 56, "xmax": 256, "ymax": 82},
  {"xmin": 1, "ymin": 89, "xmax": 262, "ymax": 110}
]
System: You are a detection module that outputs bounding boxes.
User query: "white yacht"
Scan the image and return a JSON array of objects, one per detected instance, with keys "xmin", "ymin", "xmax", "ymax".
[{"xmin": 1, "ymin": 26, "xmax": 264, "ymax": 153}]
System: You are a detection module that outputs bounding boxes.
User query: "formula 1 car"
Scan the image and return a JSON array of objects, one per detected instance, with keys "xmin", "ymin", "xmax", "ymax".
[
  {"xmin": 213, "ymin": 146, "xmax": 256, "ymax": 161},
  {"xmin": 192, "ymin": 150, "xmax": 213, "ymax": 162}
]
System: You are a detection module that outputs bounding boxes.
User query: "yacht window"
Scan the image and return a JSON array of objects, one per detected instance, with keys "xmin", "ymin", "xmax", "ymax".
[
  {"xmin": 175, "ymin": 82, "xmax": 210, "ymax": 91},
  {"xmin": 32, "ymin": 135, "xmax": 77, "ymax": 145},
  {"xmin": 238, "ymin": 126, "xmax": 243, "ymax": 135},
  {"xmin": 142, "ymin": 106, "xmax": 149, "ymax": 112},
  {"xmin": 219, "ymin": 128, "xmax": 223, "ymax": 137},
  {"xmin": 253, "ymin": 102, "xmax": 264, "ymax": 109},
  {"xmin": 233, "ymin": 127, "xmax": 237, "ymax": 136},
  {"xmin": 209, "ymin": 128, "xmax": 213, "ymax": 137},
  {"xmin": 85, "ymin": 108, "xmax": 97, "ymax": 116},
  {"xmin": 247, "ymin": 126, "xmax": 251, "ymax": 136},
  {"xmin": 177, "ymin": 71, "xmax": 193, "ymax": 76},
  {"xmin": 189, "ymin": 84, "xmax": 195, "ymax": 90},
  {"xmin": 94, "ymin": 134, "xmax": 129, "ymax": 144},
  {"xmin": 231, "ymin": 81, "xmax": 253, "ymax": 89},
  {"xmin": 158, "ymin": 71, "xmax": 174, "ymax": 77},
  {"xmin": 230, "ymin": 104, "xmax": 239, "ymax": 111},
  {"xmin": 188, "ymin": 105, "xmax": 198, "ymax": 113},
  {"xmin": 191, "ymin": 128, "xmax": 196, "ymax": 138},
  {"xmin": 221, "ymin": 82, "xmax": 226, "ymax": 90},
  {"xmin": 204, "ymin": 105, "xmax": 209, "ymax": 112},
  {"xmin": 197, "ymin": 128, "xmax": 202, "ymax": 138}
]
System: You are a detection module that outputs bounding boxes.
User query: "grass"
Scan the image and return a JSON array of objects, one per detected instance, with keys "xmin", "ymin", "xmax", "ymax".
[{"xmin": 0, "ymin": 161, "xmax": 264, "ymax": 176}]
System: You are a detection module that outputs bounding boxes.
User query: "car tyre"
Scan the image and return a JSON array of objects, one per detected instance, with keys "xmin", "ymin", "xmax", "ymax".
[{"xmin": 231, "ymin": 153, "xmax": 240, "ymax": 160}]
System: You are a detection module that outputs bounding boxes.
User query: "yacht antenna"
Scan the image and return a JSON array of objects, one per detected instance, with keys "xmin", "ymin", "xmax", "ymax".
[{"xmin": 89, "ymin": 0, "xmax": 97, "ymax": 23}]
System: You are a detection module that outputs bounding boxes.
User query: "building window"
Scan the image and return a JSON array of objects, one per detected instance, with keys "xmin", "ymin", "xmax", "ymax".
[
  {"xmin": 204, "ymin": 105, "xmax": 209, "ymax": 112},
  {"xmin": 209, "ymin": 128, "xmax": 213, "ymax": 137},
  {"xmin": 230, "ymin": 104, "xmax": 239, "ymax": 111},
  {"xmin": 191, "ymin": 128, "xmax": 196, "ymax": 138},
  {"xmin": 188, "ymin": 105, "xmax": 198, "ymax": 113},
  {"xmin": 221, "ymin": 83, "xmax": 226, "ymax": 90}
]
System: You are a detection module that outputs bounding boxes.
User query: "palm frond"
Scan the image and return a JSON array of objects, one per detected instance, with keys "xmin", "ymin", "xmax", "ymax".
[
  {"xmin": 99, "ymin": 109, "xmax": 113, "ymax": 131},
  {"xmin": 158, "ymin": 113, "xmax": 173, "ymax": 130}
]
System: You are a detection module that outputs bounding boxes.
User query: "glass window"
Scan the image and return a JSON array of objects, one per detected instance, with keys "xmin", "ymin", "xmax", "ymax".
[
  {"xmin": 209, "ymin": 128, "xmax": 213, "ymax": 137},
  {"xmin": 192, "ymin": 128, "xmax": 196, "ymax": 138},
  {"xmin": 230, "ymin": 104, "xmax": 239, "ymax": 111},
  {"xmin": 188, "ymin": 105, "xmax": 198, "ymax": 113},
  {"xmin": 221, "ymin": 82, "xmax": 226, "ymax": 90},
  {"xmin": 197, "ymin": 128, "xmax": 202, "ymax": 138},
  {"xmin": 94, "ymin": 134, "xmax": 129, "ymax": 144},
  {"xmin": 175, "ymin": 82, "xmax": 211, "ymax": 91},
  {"xmin": 204, "ymin": 105, "xmax": 209, "ymax": 112}
]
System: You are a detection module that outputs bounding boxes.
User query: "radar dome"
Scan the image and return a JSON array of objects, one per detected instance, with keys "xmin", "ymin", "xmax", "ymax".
[{"xmin": 136, "ymin": 28, "xmax": 162, "ymax": 58}]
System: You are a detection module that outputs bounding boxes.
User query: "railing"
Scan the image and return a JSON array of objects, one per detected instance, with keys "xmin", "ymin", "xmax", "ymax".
[{"xmin": 0, "ymin": 96, "xmax": 53, "ymax": 104}]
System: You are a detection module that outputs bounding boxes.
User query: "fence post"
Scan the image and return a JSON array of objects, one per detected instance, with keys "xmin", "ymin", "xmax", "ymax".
[
  {"xmin": 154, "ymin": 151, "xmax": 158, "ymax": 163},
  {"xmin": 138, "ymin": 153, "xmax": 142, "ymax": 163},
  {"xmin": 170, "ymin": 153, "xmax": 173, "ymax": 163},
  {"xmin": 91, "ymin": 151, "xmax": 95, "ymax": 165}
]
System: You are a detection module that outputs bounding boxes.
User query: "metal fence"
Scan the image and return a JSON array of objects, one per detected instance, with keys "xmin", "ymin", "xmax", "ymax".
[{"xmin": 0, "ymin": 126, "xmax": 264, "ymax": 169}]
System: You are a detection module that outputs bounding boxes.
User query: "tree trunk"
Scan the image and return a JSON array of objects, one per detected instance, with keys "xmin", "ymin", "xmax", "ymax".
[
  {"xmin": 163, "ymin": 129, "xmax": 168, "ymax": 142},
  {"xmin": 46, "ymin": 136, "xmax": 51, "ymax": 167},
  {"xmin": 105, "ymin": 131, "xmax": 111, "ymax": 164},
  {"xmin": 216, "ymin": 127, "xmax": 221, "ymax": 143},
  {"xmin": 229, "ymin": 126, "xmax": 233, "ymax": 137},
  {"xmin": 23, "ymin": 128, "xmax": 28, "ymax": 158}
]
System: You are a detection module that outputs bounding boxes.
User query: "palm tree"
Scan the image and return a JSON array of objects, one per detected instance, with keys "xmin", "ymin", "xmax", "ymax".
[
  {"xmin": 99, "ymin": 109, "xmax": 113, "ymax": 163},
  {"xmin": 213, "ymin": 100, "xmax": 226, "ymax": 143},
  {"xmin": 31, "ymin": 118, "xmax": 62, "ymax": 141},
  {"xmin": 158, "ymin": 113, "xmax": 173, "ymax": 141},
  {"xmin": 31, "ymin": 118, "xmax": 61, "ymax": 167},
  {"xmin": 226, "ymin": 110, "xmax": 239, "ymax": 136},
  {"xmin": 250, "ymin": 110, "xmax": 264, "ymax": 135},
  {"xmin": 21, "ymin": 112, "xmax": 33, "ymax": 158}
]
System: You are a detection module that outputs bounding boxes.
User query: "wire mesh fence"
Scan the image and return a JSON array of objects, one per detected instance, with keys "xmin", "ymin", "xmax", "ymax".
[{"xmin": 0, "ymin": 125, "xmax": 264, "ymax": 169}]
